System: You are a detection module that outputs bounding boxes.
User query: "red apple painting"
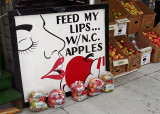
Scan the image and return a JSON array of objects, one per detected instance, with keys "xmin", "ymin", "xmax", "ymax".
[
  {"xmin": 41, "ymin": 53, "xmax": 105, "ymax": 90},
  {"xmin": 65, "ymin": 53, "xmax": 105, "ymax": 88},
  {"xmin": 65, "ymin": 53, "xmax": 94, "ymax": 87}
]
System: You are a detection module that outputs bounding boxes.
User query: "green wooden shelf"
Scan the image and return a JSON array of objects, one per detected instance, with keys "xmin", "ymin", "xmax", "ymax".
[
  {"xmin": 0, "ymin": 88, "xmax": 22, "ymax": 105},
  {"xmin": 0, "ymin": 71, "xmax": 12, "ymax": 90}
]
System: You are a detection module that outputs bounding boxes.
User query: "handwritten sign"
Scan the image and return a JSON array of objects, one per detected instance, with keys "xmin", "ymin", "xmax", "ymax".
[
  {"xmin": 116, "ymin": 18, "xmax": 130, "ymax": 24},
  {"xmin": 113, "ymin": 59, "xmax": 128, "ymax": 67},
  {"xmin": 109, "ymin": 24, "xmax": 117, "ymax": 30},
  {"xmin": 9, "ymin": 5, "xmax": 108, "ymax": 104}
]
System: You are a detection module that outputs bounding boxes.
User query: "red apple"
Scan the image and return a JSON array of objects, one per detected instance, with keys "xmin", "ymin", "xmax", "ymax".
[
  {"xmin": 93, "ymin": 84, "xmax": 97, "ymax": 89},
  {"xmin": 154, "ymin": 39, "xmax": 158, "ymax": 44},
  {"xmin": 90, "ymin": 88, "xmax": 96, "ymax": 93},
  {"xmin": 51, "ymin": 99, "xmax": 56, "ymax": 104},
  {"xmin": 109, "ymin": 45, "xmax": 113, "ymax": 50},
  {"xmin": 65, "ymin": 53, "xmax": 94, "ymax": 87},
  {"xmin": 123, "ymin": 43, "xmax": 127, "ymax": 47}
]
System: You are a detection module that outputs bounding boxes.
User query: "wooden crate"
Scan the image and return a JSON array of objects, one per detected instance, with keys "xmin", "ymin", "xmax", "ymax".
[
  {"xmin": 135, "ymin": 23, "xmax": 160, "ymax": 63},
  {"xmin": 117, "ymin": 0, "xmax": 143, "ymax": 34},
  {"xmin": 112, "ymin": 35, "xmax": 141, "ymax": 72},
  {"xmin": 135, "ymin": 1, "xmax": 156, "ymax": 30},
  {"xmin": 109, "ymin": 41, "xmax": 127, "ymax": 76}
]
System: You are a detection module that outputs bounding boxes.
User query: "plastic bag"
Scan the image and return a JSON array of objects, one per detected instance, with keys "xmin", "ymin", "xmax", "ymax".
[
  {"xmin": 99, "ymin": 71, "xmax": 114, "ymax": 93},
  {"xmin": 70, "ymin": 81, "xmax": 87, "ymax": 101},
  {"xmin": 87, "ymin": 78, "xmax": 105, "ymax": 96},
  {"xmin": 28, "ymin": 90, "xmax": 48, "ymax": 112},
  {"xmin": 47, "ymin": 89, "xmax": 65, "ymax": 108}
]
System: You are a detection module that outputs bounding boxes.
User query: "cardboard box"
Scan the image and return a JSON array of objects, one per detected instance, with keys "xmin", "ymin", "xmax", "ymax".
[
  {"xmin": 135, "ymin": 23, "xmax": 160, "ymax": 63},
  {"xmin": 112, "ymin": 35, "xmax": 141, "ymax": 72},
  {"xmin": 135, "ymin": 1, "xmax": 156, "ymax": 30},
  {"xmin": 140, "ymin": 47, "xmax": 152, "ymax": 65},
  {"xmin": 132, "ymin": 39, "xmax": 152, "ymax": 65},
  {"xmin": 118, "ymin": 0, "xmax": 143, "ymax": 34},
  {"xmin": 109, "ymin": 41, "xmax": 128, "ymax": 76},
  {"xmin": 109, "ymin": 0, "xmax": 129, "ymax": 36},
  {"xmin": 109, "ymin": 12, "xmax": 116, "ymax": 38},
  {"xmin": 109, "ymin": 0, "xmax": 128, "ymax": 20}
]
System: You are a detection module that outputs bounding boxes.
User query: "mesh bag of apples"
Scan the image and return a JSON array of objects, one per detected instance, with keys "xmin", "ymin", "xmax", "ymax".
[
  {"xmin": 47, "ymin": 89, "xmax": 65, "ymax": 108},
  {"xmin": 87, "ymin": 78, "xmax": 105, "ymax": 96},
  {"xmin": 28, "ymin": 90, "xmax": 48, "ymax": 112},
  {"xmin": 70, "ymin": 81, "xmax": 87, "ymax": 101},
  {"xmin": 100, "ymin": 71, "xmax": 114, "ymax": 93}
]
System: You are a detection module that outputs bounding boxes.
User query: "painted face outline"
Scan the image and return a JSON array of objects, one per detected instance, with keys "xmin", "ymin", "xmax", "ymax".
[{"xmin": 16, "ymin": 15, "xmax": 66, "ymax": 90}]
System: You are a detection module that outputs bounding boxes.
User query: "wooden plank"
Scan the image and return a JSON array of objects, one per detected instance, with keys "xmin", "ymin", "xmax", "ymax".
[{"xmin": 0, "ymin": 107, "xmax": 21, "ymax": 114}]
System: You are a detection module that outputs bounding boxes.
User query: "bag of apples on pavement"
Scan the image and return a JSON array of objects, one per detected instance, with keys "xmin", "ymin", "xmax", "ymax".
[
  {"xmin": 87, "ymin": 78, "xmax": 105, "ymax": 97},
  {"xmin": 70, "ymin": 81, "xmax": 87, "ymax": 101},
  {"xmin": 47, "ymin": 89, "xmax": 65, "ymax": 108},
  {"xmin": 28, "ymin": 90, "xmax": 48, "ymax": 112},
  {"xmin": 100, "ymin": 71, "xmax": 114, "ymax": 93}
]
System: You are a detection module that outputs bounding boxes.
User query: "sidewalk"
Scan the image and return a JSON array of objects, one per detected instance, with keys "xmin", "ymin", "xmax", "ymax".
[{"xmin": 18, "ymin": 63, "xmax": 160, "ymax": 114}]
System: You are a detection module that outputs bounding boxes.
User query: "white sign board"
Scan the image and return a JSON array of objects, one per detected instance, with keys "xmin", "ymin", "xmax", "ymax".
[{"xmin": 9, "ymin": 5, "xmax": 109, "ymax": 103}]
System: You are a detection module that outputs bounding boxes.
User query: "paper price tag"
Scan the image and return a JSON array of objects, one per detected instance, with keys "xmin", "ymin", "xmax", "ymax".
[
  {"xmin": 116, "ymin": 18, "xmax": 130, "ymax": 24},
  {"xmin": 79, "ymin": 95, "xmax": 87, "ymax": 100},
  {"xmin": 113, "ymin": 59, "xmax": 128, "ymax": 67},
  {"xmin": 105, "ymin": 84, "xmax": 114, "ymax": 91},
  {"xmin": 56, "ymin": 99, "xmax": 63, "ymax": 105},
  {"xmin": 109, "ymin": 24, "xmax": 117, "ymax": 30},
  {"xmin": 36, "ymin": 102, "xmax": 44, "ymax": 108},
  {"xmin": 141, "ymin": 47, "xmax": 152, "ymax": 54}
]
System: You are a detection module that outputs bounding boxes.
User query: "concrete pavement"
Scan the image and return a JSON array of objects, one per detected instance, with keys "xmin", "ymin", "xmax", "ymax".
[{"xmin": 17, "ymin": 63, "xmax": 160, "ymax": 114}]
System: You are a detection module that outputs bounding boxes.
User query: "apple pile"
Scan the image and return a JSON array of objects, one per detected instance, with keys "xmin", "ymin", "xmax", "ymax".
[
  {"xmin": 70, "ymin": 81, "xmax": 87, "ymax": 101},
  {"xmin": 142, "ymin": 31, "xmax": 160, "ymax": 47},
  {"xmin": 121, "ymin": 1, "xmax": 143, "ymax": 15},
  {"xmin": 28, "ymin": 90, "xmax": 48, "ymax": 112},
  {"xmin": 87, "ymin": 78, "xmax": 105, "ymax": 96},
  {"xmin": 116, "ymin": 40, "xmax": 139, "ymax": 56},
  {"xmin": 47, "ymin": 89, "xmax": 65, "ymax": 108},
  {"xmin": 99, "ymin": 71, "xmax": 114, "ymax": 93},
  {"xmin": 109, "ymin": 42, "xmax": 125, "ymax": 60},
  {"xmin": 110, "ymin": 9, "xmax": 122, "ymax": 19}
]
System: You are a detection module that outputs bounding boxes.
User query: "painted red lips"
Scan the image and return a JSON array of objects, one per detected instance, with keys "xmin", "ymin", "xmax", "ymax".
[{"xmin": 41, "ymin": 57, "xmax": 65, "ymax": 80}]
